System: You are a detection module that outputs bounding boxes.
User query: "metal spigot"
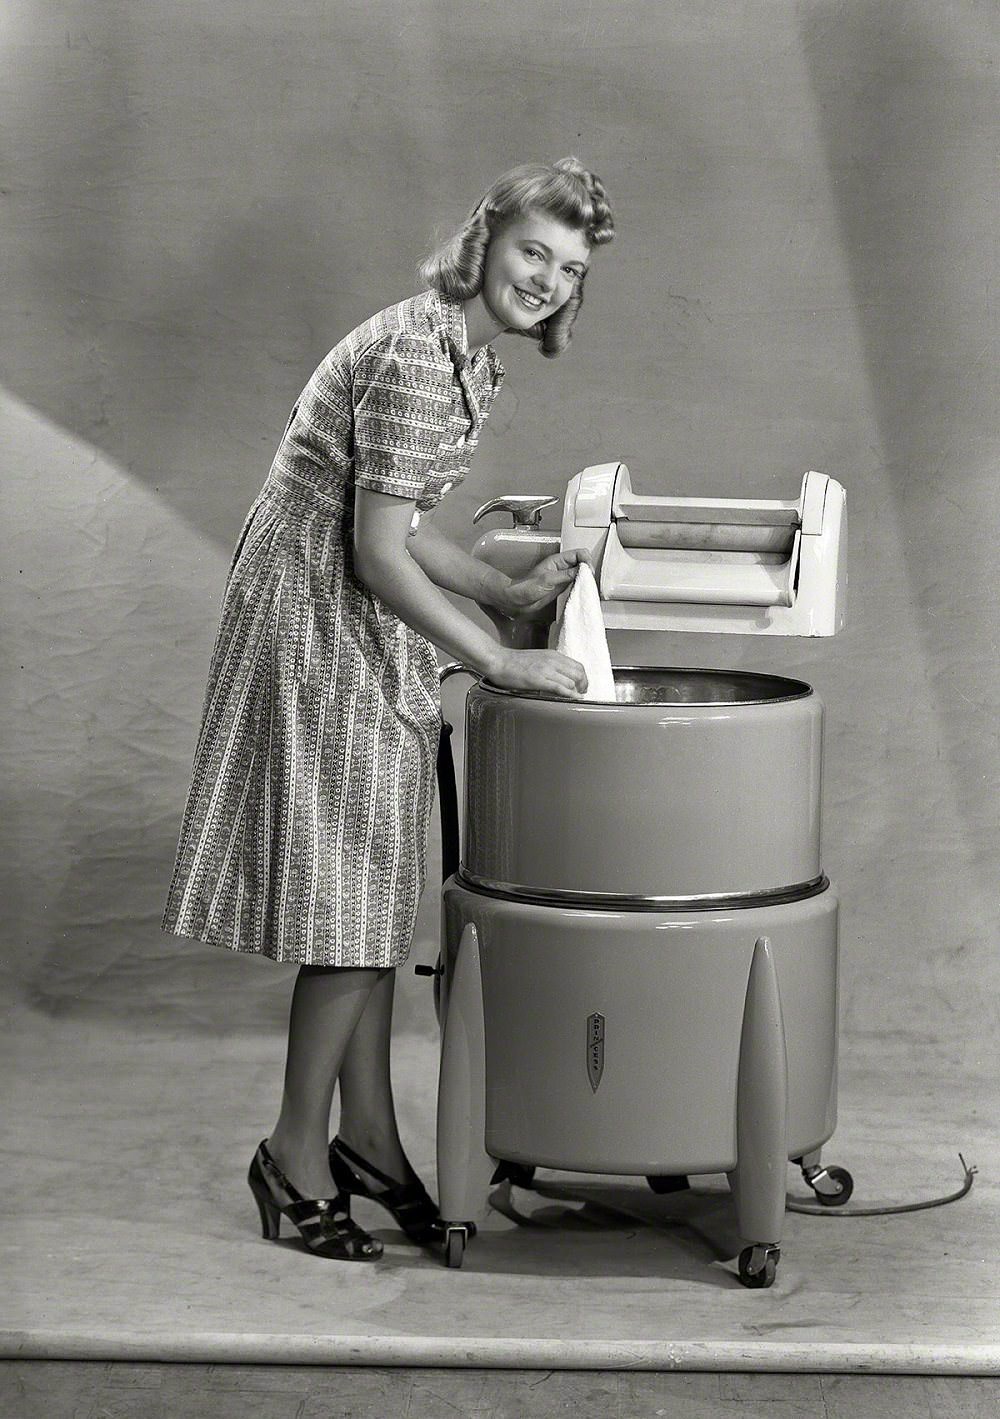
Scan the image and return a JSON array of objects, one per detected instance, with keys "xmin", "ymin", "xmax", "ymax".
[{"xmin": 472, "ymin": 495, "xmax": 559, "ymax": 528}]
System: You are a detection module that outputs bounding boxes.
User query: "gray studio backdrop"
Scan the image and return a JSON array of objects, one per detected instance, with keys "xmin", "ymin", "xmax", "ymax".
[{"xmin": 2, "ymin": 1, "xmax": 997, "ymax": 1067}]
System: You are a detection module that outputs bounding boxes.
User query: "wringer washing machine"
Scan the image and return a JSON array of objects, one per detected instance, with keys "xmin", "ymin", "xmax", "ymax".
[{"xmin": 423, "ymin": 463, "xmax": 851, "ymax": 1287}]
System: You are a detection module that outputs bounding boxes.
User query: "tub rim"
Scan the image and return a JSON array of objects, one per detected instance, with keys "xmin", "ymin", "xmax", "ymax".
[{"xmin": 476, "ymin": 664, "xmax": 814, "ymax": 708}]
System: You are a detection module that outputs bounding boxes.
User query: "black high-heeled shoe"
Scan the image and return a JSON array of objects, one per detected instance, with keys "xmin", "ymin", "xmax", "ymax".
[
  {"xmin": 328, "ymin": 1136, "xmax": 447, "ymax": 1247},
  {"xmin": 247, "ymin": 1140, "xmax": 383, "ymax": 1261}
]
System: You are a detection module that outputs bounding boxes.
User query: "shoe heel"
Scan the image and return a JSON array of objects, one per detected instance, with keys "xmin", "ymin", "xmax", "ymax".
[
  {"xmin": 248, "ymin": 1159, "xmax": 282, "ymax": 1240},
  {"xmin": 248, "ymin": 1140, "xmax": 382, "ymax": 1262},
  {"xmin": 255, "ymin": 1191, "xmax": 281, "ymax": 1240}
]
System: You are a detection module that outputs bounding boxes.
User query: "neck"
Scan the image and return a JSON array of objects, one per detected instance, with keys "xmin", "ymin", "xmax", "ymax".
[{"xmin": 462, "ymin": 293, "xmax": 506, "ymax": 355}]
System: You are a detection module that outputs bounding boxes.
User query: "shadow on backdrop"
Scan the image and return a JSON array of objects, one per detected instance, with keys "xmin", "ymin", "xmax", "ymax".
[{"xmin": 800, "ymin": 0, "xmax": 999, "ymax": 950}]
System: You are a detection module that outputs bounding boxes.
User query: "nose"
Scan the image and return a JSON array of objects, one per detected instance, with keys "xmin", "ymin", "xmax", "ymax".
[{"xmin": 531, "ymin": 265, "xmax": 555, "ymax": 294}]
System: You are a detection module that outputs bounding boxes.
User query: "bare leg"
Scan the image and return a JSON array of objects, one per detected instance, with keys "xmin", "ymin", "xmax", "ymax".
[
  {"xmin": 266, "ymin": 964, "xmax": 387, "ymax": 1198},
  {"xmin": 337, "ymin": 967, "xmax": 419, "ymax": 1185}
]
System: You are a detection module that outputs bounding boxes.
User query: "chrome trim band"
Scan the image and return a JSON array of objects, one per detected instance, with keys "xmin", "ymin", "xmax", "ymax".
[{"xmin": 455, "ymin": 869, "xmax": 830, "ymax": 912}]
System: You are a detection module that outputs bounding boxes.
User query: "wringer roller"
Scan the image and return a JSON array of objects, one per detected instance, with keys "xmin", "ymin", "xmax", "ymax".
[{"xmin": 422, "ymin": 463, "xmax": 850, "ymax": 1288}]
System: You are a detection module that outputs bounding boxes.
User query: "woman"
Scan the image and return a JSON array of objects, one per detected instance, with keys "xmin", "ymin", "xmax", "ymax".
[{"xmin": 163, "ymin": 156, "xmax": 615, "ymax": 1260}]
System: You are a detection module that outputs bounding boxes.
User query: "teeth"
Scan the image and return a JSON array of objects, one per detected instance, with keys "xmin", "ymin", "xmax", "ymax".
[{"xmin": 515, "ymin": 288, "xmax": 543, "ymax": 309}]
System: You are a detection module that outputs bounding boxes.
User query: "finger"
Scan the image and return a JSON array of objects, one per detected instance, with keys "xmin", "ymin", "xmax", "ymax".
[
  {"xmin": 558, "ymin": 656, "xmax": 588, "ymax": 693},
  {"xmin": 545, "ymin": 674, "xmax": 580, "ymax": 699},
  {"xmin": 542, "ymin": 550, "xmax": 583, "ymax": 574},
  {"xmin": 541, "ymin": 663, "xmax": 579, "ymax": 696},
  {"xmin": 550, "ymin": 563, "xmax": 582, "ymax": 590}
]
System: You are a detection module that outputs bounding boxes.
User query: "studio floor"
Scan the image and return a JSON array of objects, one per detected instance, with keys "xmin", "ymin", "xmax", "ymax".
[{"xmin": 2, "ymin": 1002, "xmax": 997, "ymax": 1379}]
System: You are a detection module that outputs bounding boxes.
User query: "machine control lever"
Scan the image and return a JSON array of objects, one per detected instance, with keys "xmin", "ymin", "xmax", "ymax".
[{"xmin": 473, "ymin": 495, "xmax": 558, "ymax": 527}]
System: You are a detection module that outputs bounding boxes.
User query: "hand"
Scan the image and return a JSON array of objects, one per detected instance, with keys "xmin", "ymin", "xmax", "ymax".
[
  {"xmin": 503, "ymin": 548, "xmax": 592, "ymax": 617},
  {"xmin": 486, "ymin": 648, "xmax": 589, "ymax": 699}
]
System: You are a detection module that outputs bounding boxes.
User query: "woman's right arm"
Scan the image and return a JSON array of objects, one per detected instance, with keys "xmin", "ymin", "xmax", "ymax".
[{"xmin": 354, "ymin": 489, "xmax": 587, "ymax": 698}]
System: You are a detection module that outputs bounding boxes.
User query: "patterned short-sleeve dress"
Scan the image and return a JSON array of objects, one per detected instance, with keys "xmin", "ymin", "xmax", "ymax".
[{"xmin": 162, "ymin": 289, "xmax": 504, "ymax": 967}]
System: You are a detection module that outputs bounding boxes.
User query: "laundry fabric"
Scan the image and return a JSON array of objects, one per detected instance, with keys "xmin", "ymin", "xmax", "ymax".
[{"xmin": 554, "ymin": 561, "xmax": 617, "ymax": 701}]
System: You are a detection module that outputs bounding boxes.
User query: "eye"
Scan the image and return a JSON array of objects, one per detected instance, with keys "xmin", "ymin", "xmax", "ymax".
[{"xmin": 523, "ymin": 246, "xmax": 543, "ymax": 259}]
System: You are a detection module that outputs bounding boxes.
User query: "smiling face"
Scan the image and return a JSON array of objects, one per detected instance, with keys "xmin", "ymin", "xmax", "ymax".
[{"xmin": 480, "ymin": 212, "xmax": 591, "ymax": 334}]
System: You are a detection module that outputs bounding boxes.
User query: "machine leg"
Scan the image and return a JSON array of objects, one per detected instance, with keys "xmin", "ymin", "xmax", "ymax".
[
  {"xmin": 436, "ymin": 922, "xmax": 495, "ymax": 1265},
  {"xmin": 728, "ymin": 936, "xmax": 788, "ymax": 1288}
]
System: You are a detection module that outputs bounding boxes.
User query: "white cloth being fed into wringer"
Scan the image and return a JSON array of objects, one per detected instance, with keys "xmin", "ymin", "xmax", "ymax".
[{"xmin": 553, "ymin": 561, "xmax": 617, "ymax": 702}]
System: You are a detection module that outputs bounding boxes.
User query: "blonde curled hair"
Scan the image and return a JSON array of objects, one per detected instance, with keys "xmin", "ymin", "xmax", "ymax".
[{"xmin": 418, "ymin": 156, "xmax": 615, "ymax": 358}]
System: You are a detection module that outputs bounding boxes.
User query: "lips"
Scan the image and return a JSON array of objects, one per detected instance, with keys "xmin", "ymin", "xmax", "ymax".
[{"xmin": 513, "ymin": 286, "xmax": 545, "ymax": 313}]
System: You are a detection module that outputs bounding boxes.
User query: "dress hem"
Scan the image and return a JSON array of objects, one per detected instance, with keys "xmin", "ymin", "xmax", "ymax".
[{"xmin": 159, "ymin": 920, "xmax": 410, "ymax": 970}]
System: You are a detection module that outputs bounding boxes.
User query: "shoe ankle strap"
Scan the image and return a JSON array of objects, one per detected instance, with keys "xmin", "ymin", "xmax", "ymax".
[{"xmin": 332, "ymin": 1136, "xmax": 399, "ymax": 1190}]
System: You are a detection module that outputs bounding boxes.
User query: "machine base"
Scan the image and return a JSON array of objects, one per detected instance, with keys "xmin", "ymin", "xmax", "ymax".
[{"xmin": 434, "ymin": 879, "xmax": 844, "ymax": 1285}]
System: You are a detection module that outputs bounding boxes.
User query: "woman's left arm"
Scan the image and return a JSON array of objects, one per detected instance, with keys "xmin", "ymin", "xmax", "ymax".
[
  {"xmin": 407, "ymin": 519, "xmax": 514, "ymax": 613},
  {"xmin": 409, "ymin": 517, "xmax": 590, "ymax": 616}
]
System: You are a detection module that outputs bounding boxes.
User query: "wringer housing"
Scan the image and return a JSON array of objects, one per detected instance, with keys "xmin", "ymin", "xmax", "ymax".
[
  {"xmin": 561, "ymin": 462, "xmax": 846, "ymax": 635},
  {"xmin": 428, "ymin": 464, "xmax": 850, "ymax": 1289}
]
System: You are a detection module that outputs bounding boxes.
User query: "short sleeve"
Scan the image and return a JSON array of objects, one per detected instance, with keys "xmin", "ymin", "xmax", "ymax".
[{"xmin": 353, "ymin": 332, "xmax": 456, "ymax": 499}]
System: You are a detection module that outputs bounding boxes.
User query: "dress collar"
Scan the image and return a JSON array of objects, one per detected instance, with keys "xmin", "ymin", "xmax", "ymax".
[
  {"xmin": 436, "ymin": 290, "xmax": 505, "ymax": 389},
  {"xmin": 438, "ymin": 290, "xmax": 468, "ymax": 365}
]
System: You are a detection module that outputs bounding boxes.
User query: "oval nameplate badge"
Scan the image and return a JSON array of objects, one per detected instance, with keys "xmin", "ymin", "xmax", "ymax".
[{"xmin": 587, "ymin": 1012, "xmax": 605, "ymax": 1092}]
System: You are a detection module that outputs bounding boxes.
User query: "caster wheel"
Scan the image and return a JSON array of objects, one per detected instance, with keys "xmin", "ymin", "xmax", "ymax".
[
  {"xmin": 738, "ymin": 1245, "xmax": 779, "ymax": 1289},
  {"xmin": 444, "ymin": 1227, "xmax": 467, "ymax": 1269},
  {"xmin": 646, "ymin": 1174, "xmax": 691, "ymax": 1195},
  {"xmin": 815, "ymin": 1166, "xmax": 854, "ymax": 1207},
  {"xmin": 805, "ymin": 1169, "xmax": 851, "ymax": 1203}
]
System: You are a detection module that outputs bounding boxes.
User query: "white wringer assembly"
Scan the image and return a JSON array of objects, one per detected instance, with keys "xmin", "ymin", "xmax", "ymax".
[{"xmin": 424, "ymin": 462, "xmax": 850, "ymax": 1287}]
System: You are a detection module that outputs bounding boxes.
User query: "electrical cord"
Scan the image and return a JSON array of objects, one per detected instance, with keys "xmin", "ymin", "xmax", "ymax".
[
  {"xmin": 489, "ymin": 1154, "xmax": 977, "ymax": 1226},
  {"xmin": 787, "ymin": 1153, "xmax": 977, "ymax": 1217}
]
